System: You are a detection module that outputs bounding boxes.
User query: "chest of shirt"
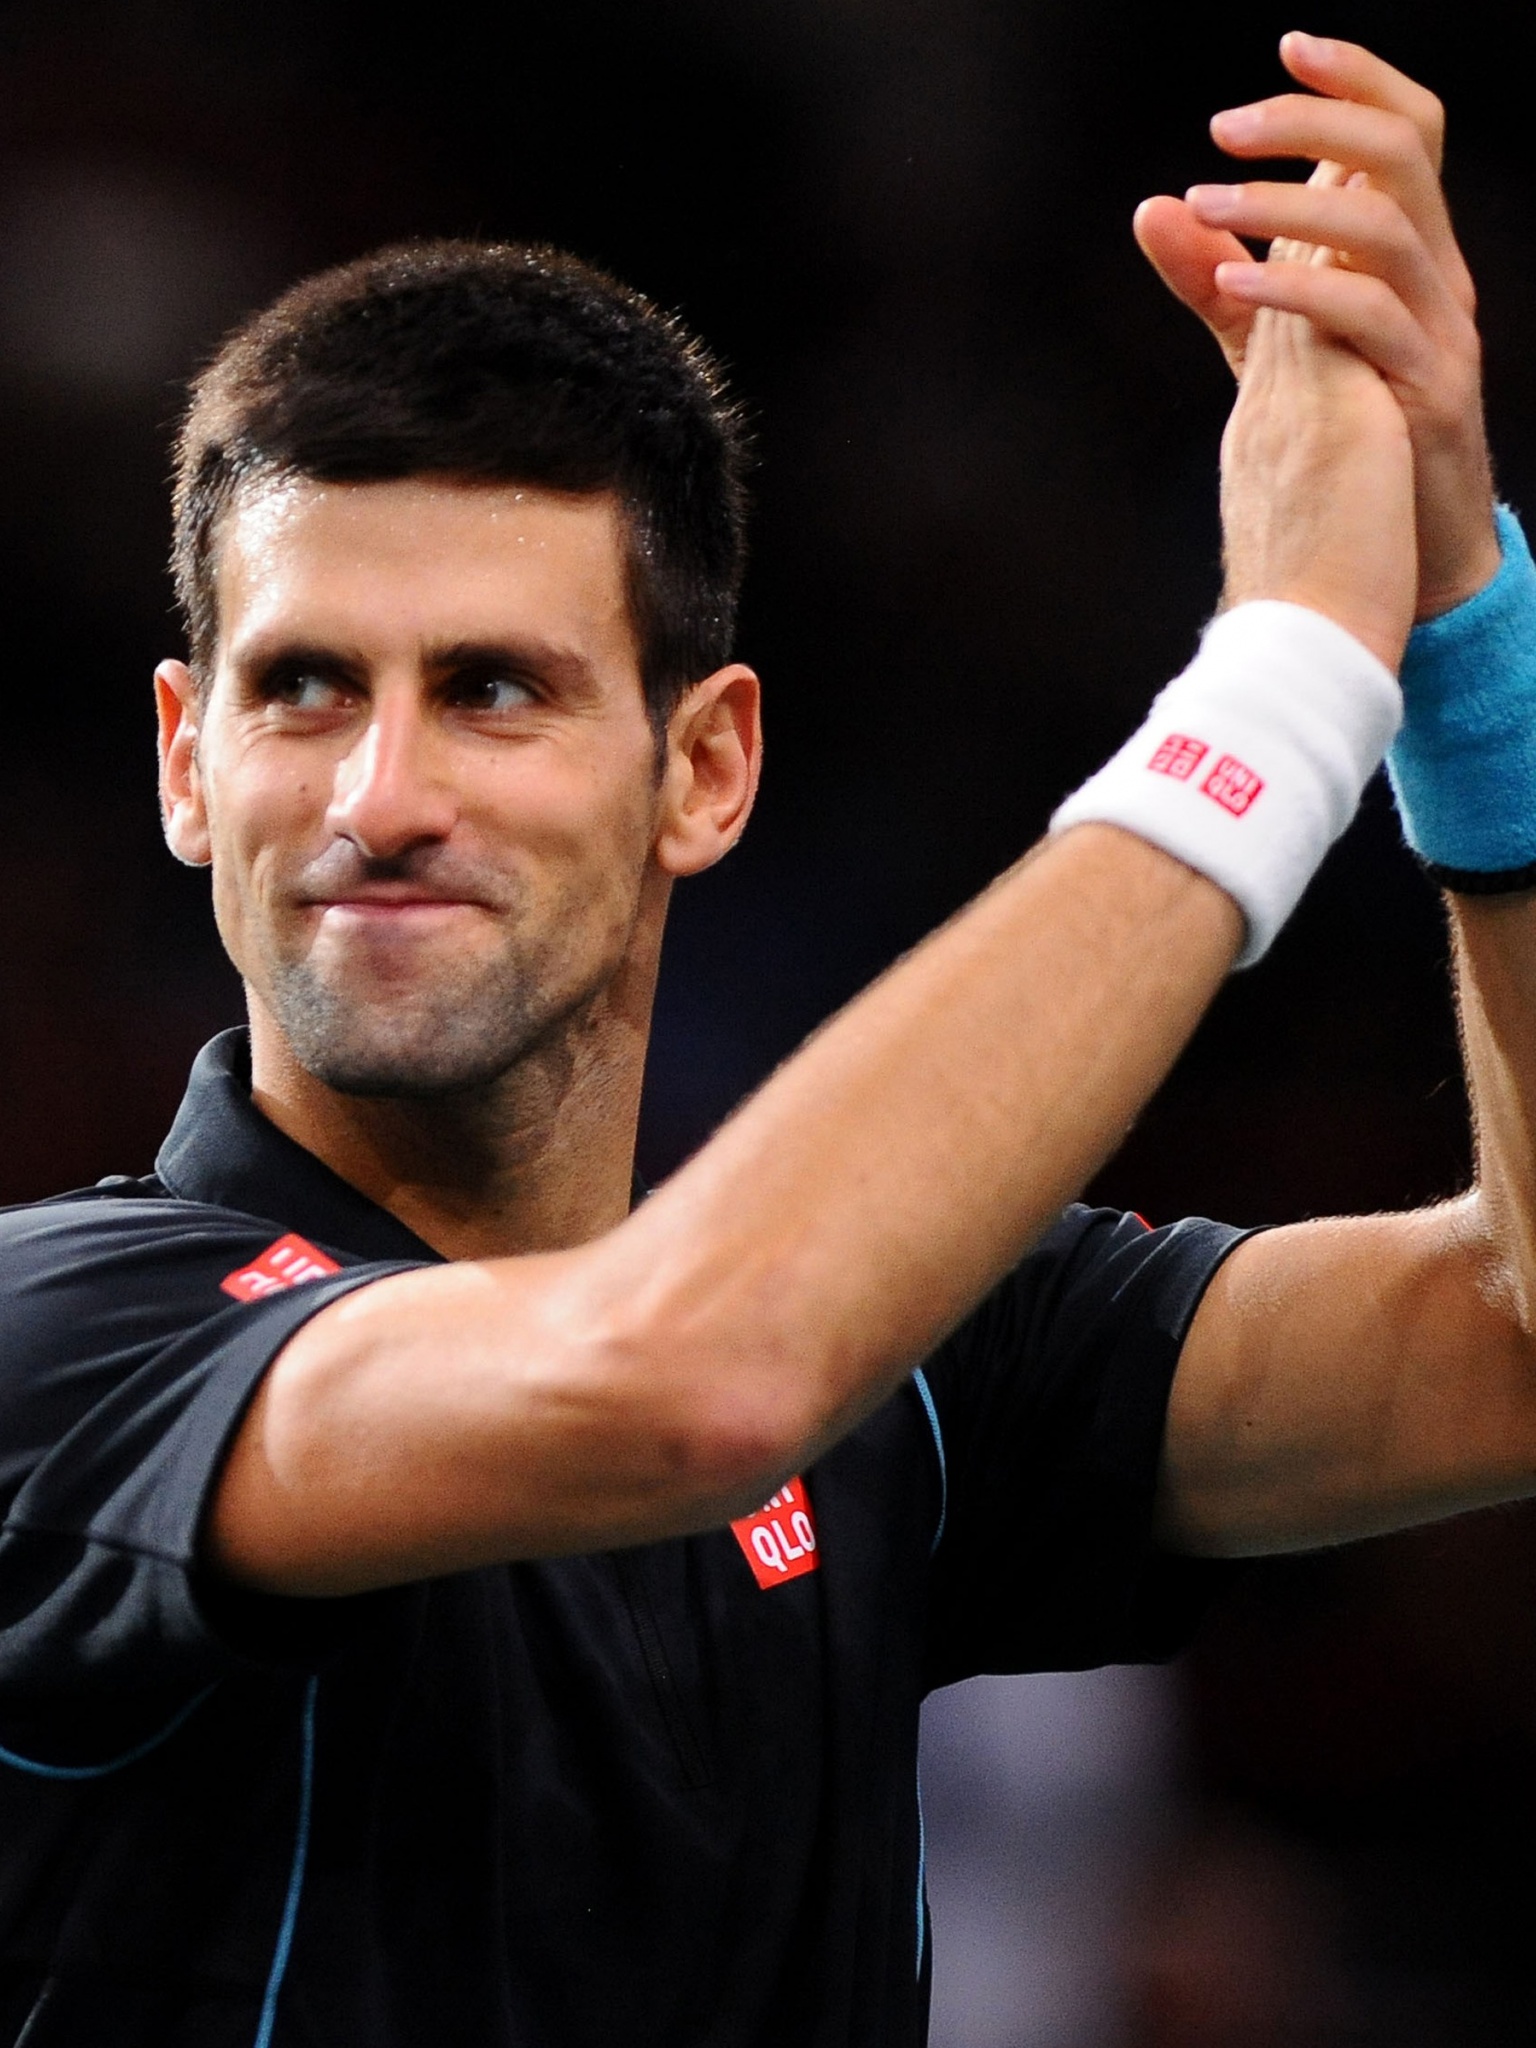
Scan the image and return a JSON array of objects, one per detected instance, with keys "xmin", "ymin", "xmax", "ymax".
[{"xmin": 0, "ymin": 1399, "xmax": 942, "ymax": 2047}]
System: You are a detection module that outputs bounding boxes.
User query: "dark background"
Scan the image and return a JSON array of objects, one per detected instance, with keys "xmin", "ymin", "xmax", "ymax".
[{"xmin": 2, "ymin": 2, "xmax": 1536, "ymax": 2039}]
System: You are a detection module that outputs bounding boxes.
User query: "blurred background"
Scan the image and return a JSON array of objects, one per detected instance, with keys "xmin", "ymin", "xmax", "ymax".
[{"xmin": 3, "ymin": 0, "xmax": 1536, "ymax": 2039}]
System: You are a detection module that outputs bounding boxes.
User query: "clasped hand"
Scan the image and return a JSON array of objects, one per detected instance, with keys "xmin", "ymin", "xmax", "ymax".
[{"xmin": 1136, "ymin": 30, "xmax": 1499, "ymax": 672}]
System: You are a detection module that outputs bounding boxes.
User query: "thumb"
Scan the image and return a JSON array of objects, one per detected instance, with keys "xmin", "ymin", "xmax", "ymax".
[{"xmin": 1134, "ymin": 195, "xmax": 1255, "ymax": 379}]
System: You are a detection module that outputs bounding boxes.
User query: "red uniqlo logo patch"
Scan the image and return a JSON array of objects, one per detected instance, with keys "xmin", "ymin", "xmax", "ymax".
[
  {"xmin": 221, "ymin": 1233, "xmax": 342, "ymax": 1302},
  {"xmin": 1201, "ymin": 753, "xmax": 1265, "ymax": 816},
  {"xmin": 1148, "ymin": 733, "xmax": 1209, "ymax": 782},
  {"xmin": 731, "ymin": 1477, "xmax": 820, "ymax": 1589}
]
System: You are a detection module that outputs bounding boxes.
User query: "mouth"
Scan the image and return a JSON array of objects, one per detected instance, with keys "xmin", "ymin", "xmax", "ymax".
[{"xmin": 305, "ymin": 893, "xmax": 489, "ymax": 934}]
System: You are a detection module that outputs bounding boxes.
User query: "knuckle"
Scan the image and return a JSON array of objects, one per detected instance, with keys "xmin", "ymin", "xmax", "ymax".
[
  {"xmin": 1382, "ymin": 211, "xmax": 1421, "ymax": 265},
  {"xmin": 1379, "ymin": 110, "xmax": 1421, "ymax": 167},
  {"xmin": 1416, "ymin": 87, "xmax": 1447, "ymax": 142},
  {"xmin": 1449, "ymin": 308, "xmax": 1482, "ymax": 364},
  {"xmin": 1363, "ymin": 273, "xmax": 1401, "ymax": 315},
  {"xmin": 1356, "ymin": 185, "xmax": 1407, "ymax": 238},
  {"xmin": 1452, "ymin": 346, "xmax": 1484, "ymax": 398}
]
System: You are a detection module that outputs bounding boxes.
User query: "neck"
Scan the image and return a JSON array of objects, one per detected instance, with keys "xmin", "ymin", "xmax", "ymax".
[{"xmin": 246, "ymin": 956, "xmax": 658, "ymax": 1262}]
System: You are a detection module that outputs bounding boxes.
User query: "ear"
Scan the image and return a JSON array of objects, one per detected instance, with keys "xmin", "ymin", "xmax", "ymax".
[
  {"xmin": 654, "ymin": 663, "xmax": 762, "ymax": 878},
  {"xmin": 156, "ymin": 659, "xmax": 212, "ymax": 867}
]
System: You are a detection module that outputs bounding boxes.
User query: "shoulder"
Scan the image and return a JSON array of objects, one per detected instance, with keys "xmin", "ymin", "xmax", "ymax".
[
  {"xmin": 915, "ymin": 1207, "xmax": 1248, "ymax": 1679},
  {"xmin": 915, "ymin": 1203, "xmax": 1251, "ymax": 1453},
  {"xmin": 958, "ymin": 1202, "xmax": 1246, "ymax": 1363},
  {"xmin": 0, "ymin": 1181, "xmax": 320, "ymax": 1315},
  {"xmin": 0, "ymin": 1184, "xmax": 409, "ymax": 1502}
]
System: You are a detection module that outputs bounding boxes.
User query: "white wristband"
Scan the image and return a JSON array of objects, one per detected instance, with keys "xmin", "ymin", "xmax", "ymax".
[{"xmin": 1049, "ymin": 602, "xmax": 1402, "ymax": 967}]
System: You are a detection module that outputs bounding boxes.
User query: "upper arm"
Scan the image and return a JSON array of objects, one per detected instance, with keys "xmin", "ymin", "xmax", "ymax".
[
  {"xmin": 204, "ymin": 1249, "xmax": 787, "ymax": 1598},
  {"xmin": 1158, "ymin": 1198, "xmax": 1536, "ymax": 1556}
]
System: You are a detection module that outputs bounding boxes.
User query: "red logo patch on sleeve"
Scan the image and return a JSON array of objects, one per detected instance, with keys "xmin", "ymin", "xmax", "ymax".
[
  {"xmin": 221, "ymin": 1232, "xmax": 342, "ymax": 1302},
  {"xmin": 731, "ymin": 1477, "xmax": 820, "ymax": 1589},
  {"xmin": 1147, "ymin": 733, "xmax": 1209, "ymax": 782},
  {"xmin": 1200, "ymin": 753, "xmax": 1265, "ymax": 816}
]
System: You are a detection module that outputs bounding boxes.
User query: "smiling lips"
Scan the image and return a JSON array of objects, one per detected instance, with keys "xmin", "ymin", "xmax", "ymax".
[{"xmin": 307, "ymin": 891, "xmax": 489, "ymax": 934}]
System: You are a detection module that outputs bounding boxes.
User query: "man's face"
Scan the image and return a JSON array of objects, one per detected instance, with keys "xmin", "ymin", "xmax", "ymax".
[{"xmin": 167, "ymin": 476, "xmax": 670, "ymax": 1097}]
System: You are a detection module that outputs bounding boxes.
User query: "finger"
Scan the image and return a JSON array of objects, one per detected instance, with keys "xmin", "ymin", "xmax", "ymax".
[
  {"xmin": 1209, "ymin": 95, "xmax": 1460, "ymax": 273},
  {"xmin": 1273, "ymin": 162, "xmax": 1351, "ymax": 273},
  {"xmin": 1214, "ymin": 258, "xmax": 1437, "ymax": 389},
  {"xmin": 1133, "ymin": 195, "xmax": 1254, "ymax": 374},
  {"xmin": 1187, "ymin": 179, "xmax": 1457, "ymax": 326},
  {"xmin": 1277, "ymin": 30, "xmax": 1446, "ymax": 173}
]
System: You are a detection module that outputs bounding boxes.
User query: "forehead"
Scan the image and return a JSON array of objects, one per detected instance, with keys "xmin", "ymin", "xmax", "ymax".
[{"xmin": 213, "ymin": 476, "xmax": 637, "ymax": 673}]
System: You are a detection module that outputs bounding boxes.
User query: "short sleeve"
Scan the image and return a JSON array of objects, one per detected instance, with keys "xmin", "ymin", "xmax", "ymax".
[
  {"xmin": 920, "ymin": 1204, "xmax": 1247, "ymax": 1687},
  {"xmin": 0, "ymin": 1194, "xmax": 415, "ymax": 1753}
]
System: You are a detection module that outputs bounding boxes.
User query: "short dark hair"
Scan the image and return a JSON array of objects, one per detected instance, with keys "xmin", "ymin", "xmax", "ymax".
[{"xmin": 170, "ymin": 239, "xmax": 750, "ymax": 722}]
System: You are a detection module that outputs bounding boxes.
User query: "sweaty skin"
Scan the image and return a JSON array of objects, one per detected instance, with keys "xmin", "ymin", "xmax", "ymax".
[
  {"xmin": 168, "ymin": 39, "xmax": 1536, "ymax": 1599},
  {"xmin": 161, "ymin": 479, "xmax": 760, "ymax": 1260}
]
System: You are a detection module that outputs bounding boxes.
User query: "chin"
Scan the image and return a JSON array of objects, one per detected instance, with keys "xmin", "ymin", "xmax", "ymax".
[
  {"xmin": 263, "ymin": 948, "xmax": 605, "ymax": 1101},
  {"xmin": 312, "ymin": 1058, "xmax": 501, "ymax": 1100},
  {"xmin": 296, "ymin": 1020, "xmax": 530, "ymax": 1099},
  {"xmin": 273, "ymin": 997, "xmax": 534, "ymax": 1099}
]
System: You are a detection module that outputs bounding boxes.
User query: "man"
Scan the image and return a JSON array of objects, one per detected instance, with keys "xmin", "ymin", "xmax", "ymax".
[{"xmin": 0, "ymin": 31, "xmax": 1527, "ymax": 2047}]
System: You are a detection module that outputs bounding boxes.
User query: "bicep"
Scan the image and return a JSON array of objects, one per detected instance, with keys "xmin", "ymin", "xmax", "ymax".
[{"xmin": 1157, "ymin": 1199, "xmax": 1536, "ymax": 1556}]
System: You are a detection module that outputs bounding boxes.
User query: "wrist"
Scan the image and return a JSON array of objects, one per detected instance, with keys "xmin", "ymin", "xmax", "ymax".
[
  {"xmin": 1415, "ymin": 510, "xmax": 1503, "ymax": 622},
  {"xmin": 1218, "ymin": 584, "xmax": 1407, "ymax": 677},
  {"xmin": 1388, "ymin": 504, "xmax": 1536, "ymax": 887},
  {"xmin": 1051, "ymin": 601, "xmax": 1401, "ymax": 967},
  {"xmin": 1413, "ymin": 417, "xmax": 1501, "ymax": 621}
]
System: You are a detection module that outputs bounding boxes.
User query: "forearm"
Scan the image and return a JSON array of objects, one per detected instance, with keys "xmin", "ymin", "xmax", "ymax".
[
  {"xmin": 599, "ymin": 824, "xmax": 1239, "ymax": 1452},
  {"xmin": 214, "ymin": 825, "xmax": 1240, "ymax": 1593},
  {"xmin": 1451, "ymin": 894, "xmax": 1536, "ymax": 1311},
  {"xmin": 1387, "ymin": 501, "xmax": 1536, "ymax": 1308}
]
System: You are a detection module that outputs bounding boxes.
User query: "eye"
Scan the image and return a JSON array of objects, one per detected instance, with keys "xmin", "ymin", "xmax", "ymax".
[
  {"xmin": 446, "ymin": 666, "xmax": 537, "ymax": 715},
  {"xmin": 259, "ymin": 664, "xmax": 352, "ymax": 713}
]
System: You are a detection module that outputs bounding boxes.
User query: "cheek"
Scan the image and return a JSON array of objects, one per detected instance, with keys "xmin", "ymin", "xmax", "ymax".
[
  {"xmin": 202, "ymin": 760, "xmax": 326, "ymax": 950},
  {"xmin": 563, "ymin": 777, "xmax": 659, "ymax": 920},
  {"xmin": 491, "ymin": 738, "xmax": 659, "ymax": 884}
]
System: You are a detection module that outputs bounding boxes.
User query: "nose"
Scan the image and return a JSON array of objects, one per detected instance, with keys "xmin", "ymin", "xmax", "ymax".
[{"xmin": 326, "ymin": 688, "xmax": 458, "ymax": 862}]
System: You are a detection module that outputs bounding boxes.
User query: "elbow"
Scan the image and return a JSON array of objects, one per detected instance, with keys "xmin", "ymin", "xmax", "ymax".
[
  {"xmin": 625, "ymin": 1361, "xmax": 816, "ymax": 1529},
  {"xmin": 590, "ymin": 1293, "xmax": 821, "ymax": 1529},
  {"xmin": 675, "ymin": 1384, "xmax": 810, "ymax": 1522},
  {"xmin": 1457, "ymin": 1186, "xmax": 1536, "ymax": 1349}
]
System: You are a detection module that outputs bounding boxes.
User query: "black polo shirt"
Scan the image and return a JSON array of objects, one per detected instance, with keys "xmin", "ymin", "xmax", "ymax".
[{"xmin": 0, "ymin": 1031, "xmax": 1241, "ymax": 2047}]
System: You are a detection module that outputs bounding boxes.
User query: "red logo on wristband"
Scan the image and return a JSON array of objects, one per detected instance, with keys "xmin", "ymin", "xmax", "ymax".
[
  {"xmin": 731, "ymin": 1477, "xmax": 820, "ymax": 1589},
  {"xmin": 1148, "ymin": 733, "xmax": 1208, "ymax": 781},
  {"xmin": 1201, "ymin": 754, "xmax": 1265, "ymax": 816}
]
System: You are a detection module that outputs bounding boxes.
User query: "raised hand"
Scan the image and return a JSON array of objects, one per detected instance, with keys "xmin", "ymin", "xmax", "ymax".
[
  {"xmin": 1214, "ymin": 245, "xmax": 1415, "ymax": 674},
  {"xmin": 1136, "ymin": 31, "xmax": 1499, "ymax": 622}
]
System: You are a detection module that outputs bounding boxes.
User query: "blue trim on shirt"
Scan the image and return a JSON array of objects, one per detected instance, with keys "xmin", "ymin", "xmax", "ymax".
[
  {"xmin": 0, "ymin": 1683, "xmax": 217, "ymax": 1781},
  {"xmin": 254, "ymin": 1675, "xmax": 318, "ymax": 2048},
  {"xmin": 914, "ymin": 1762, "xmax": 929, "ymax": 1979},
  {"xmin": 911, "ymin": 1368, "xmax": 947, "ymax": 1554},
  {"xmin": 911, "ymin": 1365, "xmax": 945, "ymax": 1974}
]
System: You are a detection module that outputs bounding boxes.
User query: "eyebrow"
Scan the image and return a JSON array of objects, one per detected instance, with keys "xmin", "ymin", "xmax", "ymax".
[
  {"xmin": 227, "ymin": 633, "xmax": 606, "ymax": 699},
  {"xmin": 423, "ymin": 639, "xmax": 603, "ymax": 696}
]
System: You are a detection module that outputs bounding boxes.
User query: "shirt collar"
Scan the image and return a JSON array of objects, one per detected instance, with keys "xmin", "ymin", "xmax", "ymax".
[{"xmin": 154, "ymin": 1029, "xmax": 442, "ymax": 1265}]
